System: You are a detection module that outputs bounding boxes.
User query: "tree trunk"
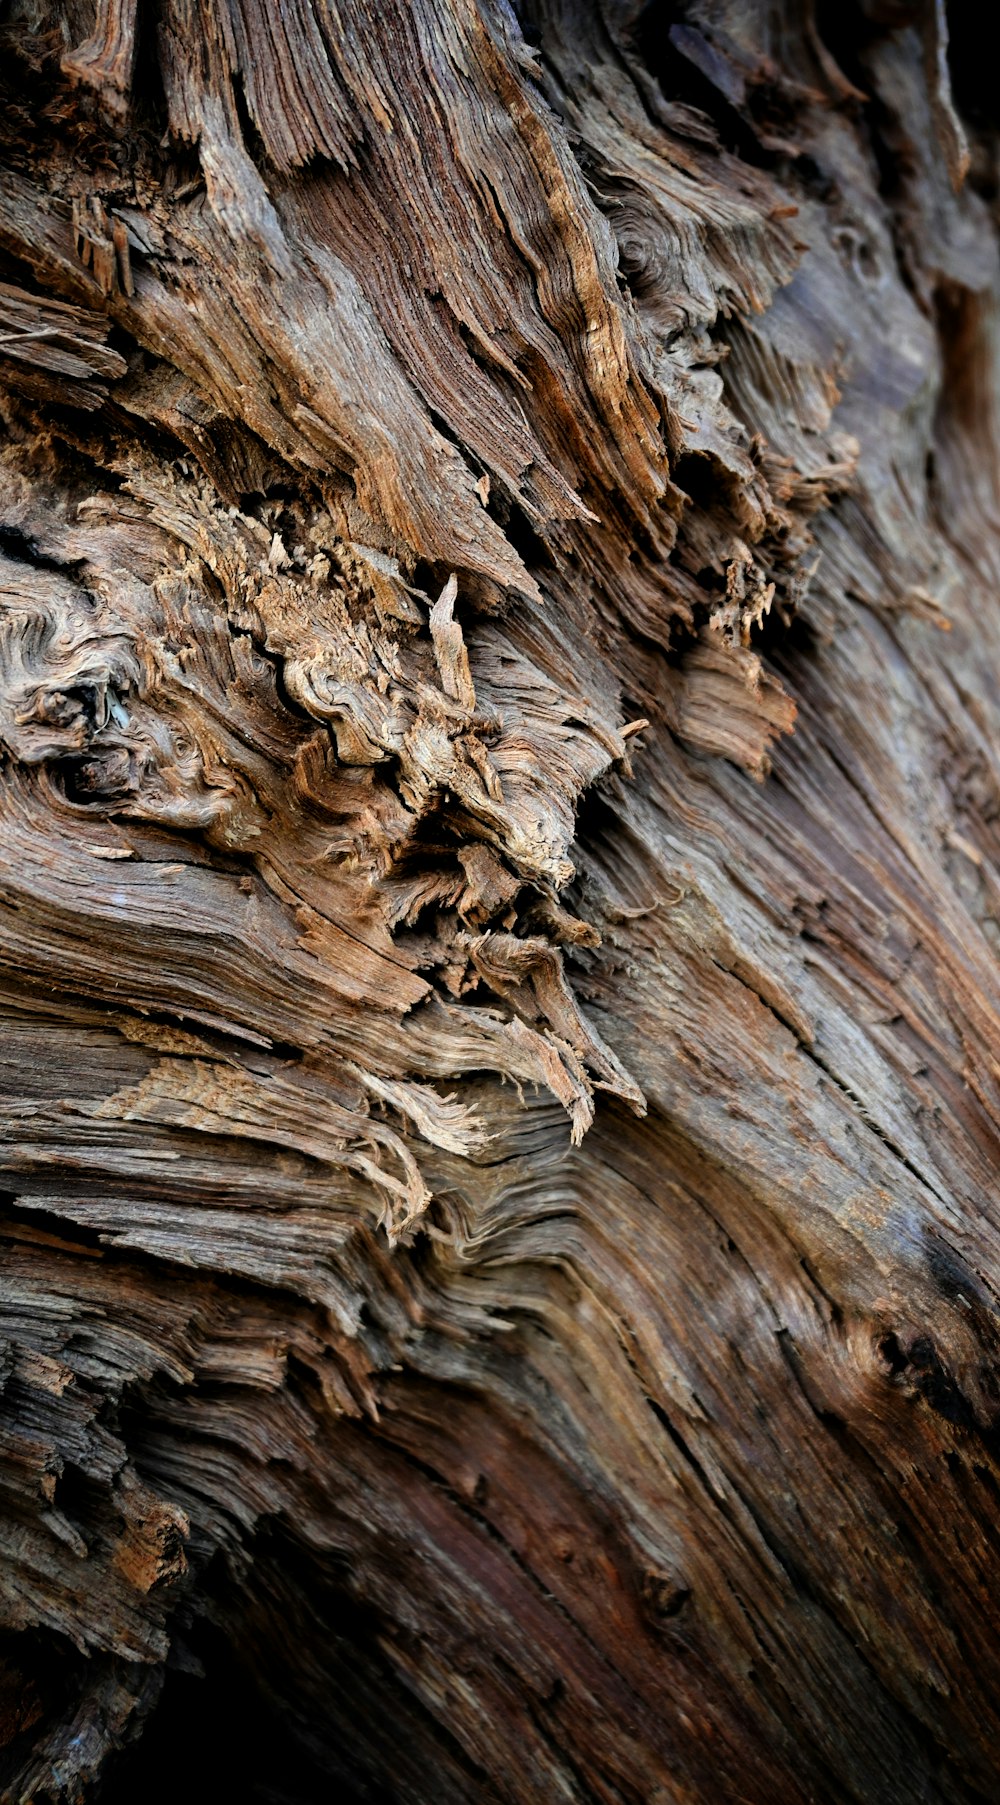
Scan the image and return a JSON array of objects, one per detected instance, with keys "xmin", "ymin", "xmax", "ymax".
[{"xmin": 3, "ymin": 1, "xmax": 1000, "ymax": 1799}]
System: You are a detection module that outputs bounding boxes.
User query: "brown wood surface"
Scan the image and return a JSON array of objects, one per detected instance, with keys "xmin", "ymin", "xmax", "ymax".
[{"xmin": 3, "ymin": 1, "xmax": 1000, "ymax": 1800}]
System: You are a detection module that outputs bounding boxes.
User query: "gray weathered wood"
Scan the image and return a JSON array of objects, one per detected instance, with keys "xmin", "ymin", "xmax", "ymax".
[{"xmin": 3, "ymin": 1, "xmax": 1000, "ymax": 1799}]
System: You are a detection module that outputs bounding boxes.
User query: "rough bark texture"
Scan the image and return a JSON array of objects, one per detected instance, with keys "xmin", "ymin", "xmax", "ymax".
[{"xmin": 3, "ymin": 1, "xmax": 1000, "ymax": 1800}]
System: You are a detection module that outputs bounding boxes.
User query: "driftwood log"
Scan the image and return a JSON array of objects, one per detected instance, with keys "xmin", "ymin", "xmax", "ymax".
[{"xmin": 3, "ymin": 0, "xmax": 1000, "ymax": 1799}]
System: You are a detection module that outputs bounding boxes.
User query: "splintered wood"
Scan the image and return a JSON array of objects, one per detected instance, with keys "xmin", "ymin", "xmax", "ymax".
[{"xmin": 3, "ymin": 2, "xmax": 1000, "ymax": 1802}]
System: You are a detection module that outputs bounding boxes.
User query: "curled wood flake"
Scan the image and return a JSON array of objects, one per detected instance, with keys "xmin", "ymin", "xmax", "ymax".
[
  {"xmin": 675, "ymin": 631, "xmax": 797, "ymax": 780},
  {"xmin": 429, "ymin": 574, "xmax": 477, "ymax": 711}
]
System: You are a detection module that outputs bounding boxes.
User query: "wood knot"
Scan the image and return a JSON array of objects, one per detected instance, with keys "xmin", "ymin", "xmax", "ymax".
[{"xmin": 641, "ymin": 1569, "xmax": 691, "ymax": 1622}]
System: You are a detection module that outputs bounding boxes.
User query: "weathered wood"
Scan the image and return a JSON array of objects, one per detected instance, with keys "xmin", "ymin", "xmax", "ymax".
[{"xmin": 3, "ymin": 1, "xmax": 1000, "ymax": 1799}]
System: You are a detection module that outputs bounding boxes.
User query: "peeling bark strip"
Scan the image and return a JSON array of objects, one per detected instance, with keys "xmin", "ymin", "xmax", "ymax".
[{"xmin": 3, "ymin": 0, "xmax": 1000, "ymax": 1799}]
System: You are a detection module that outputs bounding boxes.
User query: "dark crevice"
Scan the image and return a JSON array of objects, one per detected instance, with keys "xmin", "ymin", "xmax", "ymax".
[
  {"xmin": 97, "ymin": 1619, "xmax": 339, "ymax": 1805},
  {"xmin": 0, "ymin": 522, "xmax": 87, "ymax": 578},
  {"xmin": 631, "ymin": 8, "xmax": 771, "ymax": 167}
]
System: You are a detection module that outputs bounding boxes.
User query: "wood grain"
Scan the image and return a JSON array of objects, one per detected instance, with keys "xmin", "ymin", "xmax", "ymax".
[{"xmin": 3, "ymin": 1, "xmax": 1000, "ymax": 1799}]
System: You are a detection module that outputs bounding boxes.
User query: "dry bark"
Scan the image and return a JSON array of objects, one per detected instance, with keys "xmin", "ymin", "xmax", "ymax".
[{"xmin": 3, "ymin": 1, "xmax": 1000, "ymax": 1800}]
